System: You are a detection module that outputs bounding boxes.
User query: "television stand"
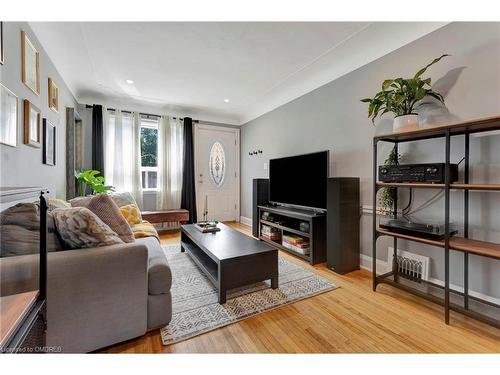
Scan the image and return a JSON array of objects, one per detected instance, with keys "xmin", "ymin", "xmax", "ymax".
[{"xmin": 258, "ymin": 205, "xmax": 326, "ymax": 265}]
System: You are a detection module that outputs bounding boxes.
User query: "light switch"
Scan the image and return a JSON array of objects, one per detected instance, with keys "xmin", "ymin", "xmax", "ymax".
[{"xmin": 263, "ymin": 163, "xmax": 268, "ymax": 170}]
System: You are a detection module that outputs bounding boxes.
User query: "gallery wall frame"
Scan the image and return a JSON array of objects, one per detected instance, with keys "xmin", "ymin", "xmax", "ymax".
[
  {"xmin": 0, "ymin": 22, "xmax": 4, "ymax": 65},
  {"xmin": 48, "ymin": 78, "xmax": 59, "ymax": 112},
  {"xmin": 43, "ymin": 118, "xmax": 56, "ymax": 166},
  {"xmin": 24, "ymin": 99, "xmax": 41, "ymax": 147},
  {"xmin": 0, "ymin": 82, "xmax": 19, "ymax": 147},
  {"xmin": 21, "ymin": 30, "xmax": 40, "ymax": 95}
]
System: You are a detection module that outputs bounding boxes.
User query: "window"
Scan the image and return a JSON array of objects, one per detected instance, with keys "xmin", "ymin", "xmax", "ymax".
[
  {"xmin": 209, "ymin": 141, "xmax": 225, "ymax": 187},
  {"xmin": 140, "ymin": 117, "xmax": 159, "ymax": 190}
]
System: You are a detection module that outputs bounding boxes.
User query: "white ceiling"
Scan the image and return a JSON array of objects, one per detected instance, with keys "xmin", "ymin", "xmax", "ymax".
[{"xmin": 29, "ymin": 22, "xmax": 447, "ymax": 124}]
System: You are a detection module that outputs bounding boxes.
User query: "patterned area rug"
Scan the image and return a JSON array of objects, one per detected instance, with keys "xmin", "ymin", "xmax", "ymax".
[{"xmin": 160, "ymin": 244, "xmax": 338, "ymax": 345}]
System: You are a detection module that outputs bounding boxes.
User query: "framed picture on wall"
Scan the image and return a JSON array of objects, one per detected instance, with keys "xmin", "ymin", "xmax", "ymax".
[
  {"xmin": 0, "ymin": 22, "xmax": 4, "ymax": 65},
  {"xmin": 43, "ymin": 118, "xmax": 56, "ymax": 166},
  {"xmin": 24, "ymin": 99, "xmax": 41, "ymax": 147},
  {"xmin": 48, "ymin": 78, "xmax": 59, "ymax": 112},
  {"xmin": 22, "ymin": 30, "xmax": 40, "ymax": 95},
  {"xmin": 0, "ymin": 83, "xmax": 18, "ymax": 147}
]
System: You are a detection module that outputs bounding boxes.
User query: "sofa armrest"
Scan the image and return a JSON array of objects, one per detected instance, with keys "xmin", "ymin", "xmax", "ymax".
[
  {"xmin": 1, "ymin": 242, "xmax": 149, "ymax": 353},
  {"xmin": 48, "ymin": 243, "xmax": 149, "ymax": 352}
]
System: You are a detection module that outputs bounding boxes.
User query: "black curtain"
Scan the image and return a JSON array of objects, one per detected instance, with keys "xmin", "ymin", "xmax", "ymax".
[
  {"xmin": 91, "ymin": 104, "xmax": 105, "ymax": 175},
  {"xmin": 181, "ymin": 117, "xmax": 197, "ymax": 223}
]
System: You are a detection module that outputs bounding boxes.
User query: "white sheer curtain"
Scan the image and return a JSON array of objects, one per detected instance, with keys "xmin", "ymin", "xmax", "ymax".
[
  {"xmin": 156, "ymin": 116, "xmax": 184, "ymax": 210},
  {"xmin": 156, "ymin": 115, "xmax": 172, "ymax": 209},
  {"xmin": 104, "ymin": 109, "xmax": 143, "ymax": 209},
  {"xmin": 170, "ymin": 117, "xmax": 184, "ymax": 209}
]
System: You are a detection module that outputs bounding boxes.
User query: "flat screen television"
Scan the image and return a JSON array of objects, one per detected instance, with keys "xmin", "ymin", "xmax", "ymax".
[{"xmin": 269, "ymin": 151, "xmax": 329, "ymax": 210}]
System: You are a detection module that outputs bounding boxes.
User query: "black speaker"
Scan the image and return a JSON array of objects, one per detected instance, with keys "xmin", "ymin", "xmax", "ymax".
[
  {"xmin": 326, "ymin": 177, "xmax": 360, "ymax": 274},
  {"xmin": 252, "ymin": 179, "xmax": 269, "ymax": 237}
]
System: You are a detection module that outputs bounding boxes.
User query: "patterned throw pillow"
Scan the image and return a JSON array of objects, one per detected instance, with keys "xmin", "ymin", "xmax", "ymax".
[
  {"xmin": 110, "ymin": 192, "xmax": 138, "ymax": 208},
  {"xmin": 119, "ymin": 204, "xmax": 142, "ymax": 225},
  {"xmin": 51, "ymin": 207, "xmax": 124, "ymax": 249},
  {"xmin": 70, "ymin": 193, "xmax": 135, "ymax": 243}
]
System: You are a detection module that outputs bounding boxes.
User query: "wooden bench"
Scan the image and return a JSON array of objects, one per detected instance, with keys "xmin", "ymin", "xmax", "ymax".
[{"xmin": 141, "ymin": 209, "xmax": 189, "ymax": 224}]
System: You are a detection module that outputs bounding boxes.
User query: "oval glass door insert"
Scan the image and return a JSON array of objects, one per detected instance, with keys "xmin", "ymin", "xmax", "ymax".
[{"xmin": 209, "ymin": 141, "xmax": 225, "ymax": 186}]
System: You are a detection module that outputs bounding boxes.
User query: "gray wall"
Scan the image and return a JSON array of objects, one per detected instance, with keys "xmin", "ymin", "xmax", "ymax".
[
  {"xmin": 0, "ymin": 22, "xmax": 79, "ymax": 198},
  {"xmin": 241, "ymin": 22, "xmax": 500, "ymax": 299}
]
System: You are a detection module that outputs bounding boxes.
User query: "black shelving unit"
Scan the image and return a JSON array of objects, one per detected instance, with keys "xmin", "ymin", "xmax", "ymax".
[
  {"xmin": 372, "ymin": 115, "xmax": 500, "ymax": 329},
  {"xmin": 258, "ymin": 205, "xmax": 326, "ymax": 265}
]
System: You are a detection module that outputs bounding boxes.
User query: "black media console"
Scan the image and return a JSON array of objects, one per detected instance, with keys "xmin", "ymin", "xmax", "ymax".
[
  {"xmin": 258, "ymin": 204, "xmax": 326, "ymax": 265},
  {"xmin": 255, "ymin": 177, "xmax": 360, "ymax": 271}
]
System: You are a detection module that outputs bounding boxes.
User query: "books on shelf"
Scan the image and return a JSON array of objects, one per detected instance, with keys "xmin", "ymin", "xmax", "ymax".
[
  {"xmin": 261, "ymin": 224, "xmax": 281, "ymax": 241},
  {"xmin": 282, "ymin": 233, "xmax": 310, "ymax": 255},
  {"xmin": 282, "ymin": 241, "xmax": 310, "ymax": 255}
]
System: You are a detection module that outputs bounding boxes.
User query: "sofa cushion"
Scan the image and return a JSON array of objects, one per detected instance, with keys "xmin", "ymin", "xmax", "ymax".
[
  {"xmin": 110, "ymin": 192, "xmax": 138, "ymax": 208},
  {"xmin": 120, "ymin": 204, "xmax": 142, "ymax": 225},
  {"xmin": 52, "ymin": 207, "xmax": 124, "ymax": 249},
  {"xmin": 0, "ymin": 203, "xmax": 64, "ymax": 257},
  {"xmin": 136, "ymin": 237, "xmax": 172, "ymax": 295},
  {"xmin": 69, "ymin": 195, "xmax": 92, "ymax": 207},
  {"xmin": 48, "ymin": 198, "xmax": 71, "ymax": 211},
  {"xmin": 71, "ymin": 193, "xmax": 135, "ymax": 243}
]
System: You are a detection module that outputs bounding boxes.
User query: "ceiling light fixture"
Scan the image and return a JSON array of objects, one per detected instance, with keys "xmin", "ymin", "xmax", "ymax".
[
  {"xmin": 224, "ymin": 98, "xmax": 230, "ymax": 103},
  {"xmin": 126, "ymin": 79, "xmax": 134, "ymax": 84}
]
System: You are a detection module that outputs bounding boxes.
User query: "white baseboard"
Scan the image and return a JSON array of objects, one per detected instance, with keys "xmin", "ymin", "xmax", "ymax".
[
  {"xmin": 360, "ymin": 254, "xmax": 391, "ymax": 275},
  {"xmin": 427, "ymin": 277, "xmax": 500, "ymax": 306},
  {"xmin": 360, "ymin": 253, "xmax": 500, "ymax": 306},
  {"xmin": 239, "ymin": 216, "xmax": 252, "ymax": 227}
]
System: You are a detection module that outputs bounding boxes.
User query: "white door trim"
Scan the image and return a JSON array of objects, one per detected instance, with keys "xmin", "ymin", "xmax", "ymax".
[{"xmin": 194, "ymin": 124, "xmax": 240, "ymax": 222}]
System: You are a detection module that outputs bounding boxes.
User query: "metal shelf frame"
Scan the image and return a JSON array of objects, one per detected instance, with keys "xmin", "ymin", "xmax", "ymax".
[{"xmin": 372, "ymin": 116, "xmax": 500, "ymax": 329}]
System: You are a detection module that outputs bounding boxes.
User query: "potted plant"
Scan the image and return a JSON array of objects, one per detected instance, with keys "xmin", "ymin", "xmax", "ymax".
[
  {"xmin": 380, "ymin": 145, "xmax": 400, "ymax": 214},
  {"xmin": 361, "ymin": 54, "xmax": 449, "ymax": 132},
  {"xmin": 75, "ymin": 169, "xmax": 115, "ymax": 196}
]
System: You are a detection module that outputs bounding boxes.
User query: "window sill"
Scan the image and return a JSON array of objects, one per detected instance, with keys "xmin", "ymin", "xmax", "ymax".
[{"xmin": 142, "ymin": 190, "xmax": 159, "ymax": 195}]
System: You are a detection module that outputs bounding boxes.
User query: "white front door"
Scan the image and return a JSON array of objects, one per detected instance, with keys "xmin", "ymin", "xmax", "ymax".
[{"xmin": 194, "ymin": 124, "xmax": 240, "ymax": 222}]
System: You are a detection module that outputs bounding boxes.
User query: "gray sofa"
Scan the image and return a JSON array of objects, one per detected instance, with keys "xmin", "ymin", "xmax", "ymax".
[{"xmin": 0, "ymin": 236, "xmax": 172, "ymax": 353}]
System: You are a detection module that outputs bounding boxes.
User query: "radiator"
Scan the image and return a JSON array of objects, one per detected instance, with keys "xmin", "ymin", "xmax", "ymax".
[{"xmin": 388, "ymin": 247, "xmax": 430, "ymax": 282}]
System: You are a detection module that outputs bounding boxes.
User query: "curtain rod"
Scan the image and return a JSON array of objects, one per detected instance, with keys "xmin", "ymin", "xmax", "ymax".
[{"xmin": 84, "ymin": 104, "xmax": 199, "ymax": 122}]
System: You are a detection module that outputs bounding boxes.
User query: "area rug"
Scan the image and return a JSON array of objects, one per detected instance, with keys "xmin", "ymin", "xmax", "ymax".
[{"xmin": 160, "ymin": 244, "xmax": 338, "ymax": 345}]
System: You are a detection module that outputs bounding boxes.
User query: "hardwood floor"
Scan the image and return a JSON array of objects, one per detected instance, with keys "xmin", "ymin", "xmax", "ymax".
[{"xmin": 100, "ymin": 222, "xmax": 500, "ymax": 353}]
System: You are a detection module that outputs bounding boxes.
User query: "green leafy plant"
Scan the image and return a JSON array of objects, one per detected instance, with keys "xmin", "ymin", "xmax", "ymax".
[
  {"xmin": 75, "ymin": 169, "xmax": 115, "ymax": 196},
  {"xmin": 379, "ymin": 146, "xmax": 400, "ymax": 214},
  {"xmin": 361, "ymin": 54, "xmax": 449, "ymax": 124}
]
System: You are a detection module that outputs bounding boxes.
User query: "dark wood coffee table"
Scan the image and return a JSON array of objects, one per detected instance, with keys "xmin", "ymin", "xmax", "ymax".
[{"xmin": 181, "ymin": 223, "xmax": 278, "ymax": 304}]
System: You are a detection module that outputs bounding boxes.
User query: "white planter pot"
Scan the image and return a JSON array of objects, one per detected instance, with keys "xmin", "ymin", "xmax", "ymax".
[{"xmin": 393, "ymin": 114, "xmax": 419, "ymax": 132}]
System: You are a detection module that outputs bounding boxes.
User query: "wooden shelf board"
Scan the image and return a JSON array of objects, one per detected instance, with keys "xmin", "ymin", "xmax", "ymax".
[
  {"xmin": 0, "ymin": 291, "xmax": 39, "ymax": 347},
  {"xmin": 451, "ymin": 183, "xmax": 500, "ymax": 191},
  {"xmin": 260, "ymin": 219, "xmax": 311, "ymax": 238},
  {"xmin": 259, "ymin": 236, "xmax": 311, "ymax": 262},
  {"xmin": 376, "ymin": 182, "xmax": 500, "ymax": 191},
  {"xmin": 376, "ymin": 182, "xmax": 445, "ymax": 189},
  {"xmin": 374, "ymin": 115, "xmax": 500, "ymax": 142},
  {"xmin": 376, "ymin": 229, "xmax": 500, "ymax": 259}
]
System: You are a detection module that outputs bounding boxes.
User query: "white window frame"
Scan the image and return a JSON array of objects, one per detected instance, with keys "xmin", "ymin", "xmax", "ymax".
[{"xmin": 140, "ymin": 117, "xmax": 159, "ymax": 192}]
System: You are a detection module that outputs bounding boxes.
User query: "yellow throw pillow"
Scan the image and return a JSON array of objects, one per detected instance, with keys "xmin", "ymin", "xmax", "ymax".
[{"xmin": 119, "ymin": 204, "xmax": 142, "ymax": 225}]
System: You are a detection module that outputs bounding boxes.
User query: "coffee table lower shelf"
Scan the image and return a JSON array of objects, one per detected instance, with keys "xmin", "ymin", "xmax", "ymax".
[{"xmin": 181, "ymin": 224, "xmax": 279, "ymax": 304}]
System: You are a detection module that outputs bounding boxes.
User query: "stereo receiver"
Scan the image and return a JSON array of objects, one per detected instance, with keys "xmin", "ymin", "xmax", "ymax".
[{"xmin": 379, "ymin": 163, "xmax": 458, "ymax": 183}]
